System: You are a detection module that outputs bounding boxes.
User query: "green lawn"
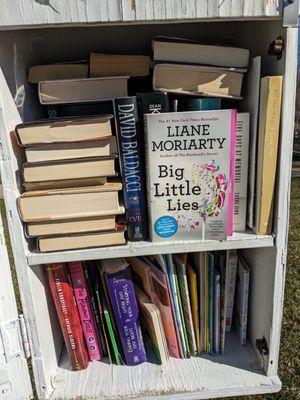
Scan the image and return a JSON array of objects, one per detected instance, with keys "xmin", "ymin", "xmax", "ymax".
[{"xmin": 0, "ymin": 179, "xmax": 299, "ymax": 400}]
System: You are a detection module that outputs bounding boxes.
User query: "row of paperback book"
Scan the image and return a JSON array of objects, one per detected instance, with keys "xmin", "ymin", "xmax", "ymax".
[
  {"xmin": 46, "ymin": 250, "xmax": 250, "ymax": 370},
  {"xmin": 15, "ymin": 36, "xmax": 283, "ymax": 251}
]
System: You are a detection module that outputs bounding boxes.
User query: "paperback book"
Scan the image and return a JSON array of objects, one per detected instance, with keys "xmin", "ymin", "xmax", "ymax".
[{"xmin": 144, "ymin": 110, "xmax": 236, "ymax": 241}]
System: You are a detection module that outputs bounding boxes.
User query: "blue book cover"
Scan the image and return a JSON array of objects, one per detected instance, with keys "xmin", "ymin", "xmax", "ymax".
[
  {"xmin": 114, "ymin": 96, "xmax": 148, "ymax": 241},
  {"xmin": 103, "ymin": 258, "xmax": 147, "ymax": 365}
]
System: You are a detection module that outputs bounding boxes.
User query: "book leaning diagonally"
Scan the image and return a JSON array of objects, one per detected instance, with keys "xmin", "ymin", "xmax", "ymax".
[{"xmin": 255, "ymin": 76, "xmax": 283, "ymax": 234}]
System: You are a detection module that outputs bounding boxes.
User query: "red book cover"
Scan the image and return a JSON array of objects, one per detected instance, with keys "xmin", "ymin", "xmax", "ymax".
[{"xmin": 45, "ymin": 263, "xmax": 89, "ymax": 371}]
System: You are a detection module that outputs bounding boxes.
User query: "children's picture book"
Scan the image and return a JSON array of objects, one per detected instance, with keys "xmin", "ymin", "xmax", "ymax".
[{"xmin": 145, "ymin": 110, "xmax": 236, "ymax": 241}]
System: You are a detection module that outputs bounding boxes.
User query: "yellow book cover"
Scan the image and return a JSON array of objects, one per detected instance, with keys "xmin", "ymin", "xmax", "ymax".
[
  {"xmin": 255, "ymin": 76, "xmax": 283, "ymax": 235},
  {"xmin": 187, "ymin": 264, "xmax": 200, "ymax": 354}
]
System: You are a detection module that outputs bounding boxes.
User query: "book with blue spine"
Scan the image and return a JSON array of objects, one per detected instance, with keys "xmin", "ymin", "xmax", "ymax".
[
  {"xmin": 102, "ymin": 258, "xmax": 147, "ymax": 365},
  {"xmin": 113, "ymin": 96, "xmax": 148, "ymax": 241}
]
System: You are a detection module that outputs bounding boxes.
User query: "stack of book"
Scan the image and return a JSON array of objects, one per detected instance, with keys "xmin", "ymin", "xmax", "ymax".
[
  {"xmin": 16, "ymin": 115, "xmax": 125, "ymax": 252},
  {"xmin": 20, "ymin": 37, "xmax": 283, "ymax": 250},
  {"xmin": 46, "ymin": 250, "xmax": 250, "ymax": 370}
]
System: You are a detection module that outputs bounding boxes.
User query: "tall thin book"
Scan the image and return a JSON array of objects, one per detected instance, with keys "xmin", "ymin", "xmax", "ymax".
[
  {"xmin": 68, "ymin": 262, "xmax": 102, "ymax": 361},
  {"xmin": 255, "ymin": 76, "xmax": 283, "ymax": 234},
  {"xmin": 45, "ymin": 263, "xmax": 89, "ymax": 370}
]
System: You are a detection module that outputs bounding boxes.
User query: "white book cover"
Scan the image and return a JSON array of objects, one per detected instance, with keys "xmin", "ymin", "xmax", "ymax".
[
  {"xmin": 145, "ymin": 110, "xmax": 236, "ymax": 241},
  {"xmin": 233, "ymin": 113, "xmax": 250, "ymax": 232},
  {"xmin": 225, "ymin": 250, "xmax": 238, "ymax": 333},
  {"xmin": 239, "ymin": 56, "xmax": 261, "ymax": 229},
  {"xmin": 235, "ymin": 256, "xmax": 250, "ymax": 346}
]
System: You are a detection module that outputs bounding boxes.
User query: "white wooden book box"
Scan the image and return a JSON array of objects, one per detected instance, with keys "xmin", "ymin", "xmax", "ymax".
[{"xmin": 0, "ymin": 1, "xmax": 298, "ymax": 399}]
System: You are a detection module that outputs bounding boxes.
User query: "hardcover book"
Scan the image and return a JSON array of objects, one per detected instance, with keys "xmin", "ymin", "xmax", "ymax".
[
  {"xmin": 68, "ymin": 262, "xmax": 102, "ymax": 361},
  {"xmin": 114, "ymin": 97, "xmax": 148, "ymax": 241},
  {"xmin": 45, "ymin": 263, "xmax": 89, "ymax": 370},
  {"xmin": 144, "ymin": 110, "xmax": 236, "ymax": 241},
  {"xmin": 102, "ymin": 258, "xmax": 147, "ymax": 365}
]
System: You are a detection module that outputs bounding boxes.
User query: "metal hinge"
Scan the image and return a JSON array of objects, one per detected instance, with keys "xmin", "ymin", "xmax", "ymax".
[
  {"xmin": 283, "ymin": 0, "xmax": 299, "ymax": 28},
  {"xmin": 0, "ymin": 315, "xmax": 31, "ymax": 362},
  {"xmin": 281, "ymin": 248, "xmax": 287, "ymax": 267}
]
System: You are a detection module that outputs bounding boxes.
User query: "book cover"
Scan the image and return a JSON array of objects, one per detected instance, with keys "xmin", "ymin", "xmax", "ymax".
[
  {"xmin": 225, "ymin": 250, "xmax": 238, "ymax": 333},
  {"xmin": 45, "ymin": 263, "xmax": 89, "ymax": 370},
  {"xmin": 113, "ymin": 96, "xmax": 148, "ymax": 241},
  {"xmin": 134, "ymin": 285, "xmax": 169, "ymax": 364},
  {"xmin": 147, "ymin": 258, "xmax": 182, "ymax": 358},
  {"xmin": 174, "ymin": 256, "xmax": 197, "ymax": 355},
  {"xmin": 255, "ymin": 76, "xmax": 283, "ymax": 235},
  {"xmin": 103, "ymin": 258, "xmax": 147, "ymax": 365},
  {"xmin": 186, "ymin": 263, "xmax": 200, "ymax": 354},
  {"xmin": 235, "ymin": 256, "xmax": 250, "ymax": 346},
  {"xmin": 68, "ymin": 262, "xmax": 102, "ymax": 361},
  {"xmin": 233, "ymin": 113, "xmax": 250, "ymax": 232},
  {"xmin": 217, "ymin": 251, "xmax": 227, "ymax": 354},
  {"xmin": 144, "ymin": 110, "xmax": 236, "ymax": 241},
  {"xmin": 137, "ymin": 92, "xmax": 170, "ymax": 120}
]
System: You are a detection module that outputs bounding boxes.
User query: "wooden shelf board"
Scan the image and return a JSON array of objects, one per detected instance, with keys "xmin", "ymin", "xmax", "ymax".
[
  {"xmin": 52, "ymin": 333, "xmax": 281, "ymax": 400},
  {"xmin": 27, "ymin": 231, "xmax": 274, "ymax": 266}
]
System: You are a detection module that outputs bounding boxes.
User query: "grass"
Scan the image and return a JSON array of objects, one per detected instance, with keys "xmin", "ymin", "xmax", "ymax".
[{"xmin": 0, "ymin": 179, "xmax": 299, "ymax": 400}]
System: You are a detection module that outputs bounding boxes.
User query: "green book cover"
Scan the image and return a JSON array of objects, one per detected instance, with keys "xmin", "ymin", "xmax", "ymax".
[
  {"xmin": 174, "ymin": 270, "xmax": 189, "ymax": 357},
  {"xmin": 98, "ymin": 264, "xmax": 123, "ymax": 365}
]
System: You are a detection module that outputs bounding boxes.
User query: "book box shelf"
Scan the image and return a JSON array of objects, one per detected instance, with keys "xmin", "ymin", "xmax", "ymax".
[{"xmin": 0, "ymin": 3, "xmax": 298, "ymax": 400}]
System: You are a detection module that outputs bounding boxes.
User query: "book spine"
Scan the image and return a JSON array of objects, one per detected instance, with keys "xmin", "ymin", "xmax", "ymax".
[
  {"xmin": 225, "ymin": 250, "xmax": 238, "ymax": 333},
  {"xmin": 68, "ymin": 262, "xmax": 102, "ymax": 361},
  {"xmin": 83, "ymin": 263, "xmax": 108, "ymax": 357},
  {"xmin": 240, "ymin": 265, "xmax": 250, "ymax": 346},
  {"xmin": 45, "ymin": 263, "xmax": 89, "ymax": 371},
  {"xmin": 105, "ymin": 266, "xmax": 147, "ymax": 365},
  {"xmin": 113, "ymin": 96, "xmax": 148, "ymax": 241},
  {"xmin": 176, "ymin": 262, "xmax": 197, "ymax": 355},
  {"xmin": 213, "ymin": 270, "xmax": 221, "ymax": 354},
  {"xmin": 233, "ymin": 114, "xmax": 250, "ymax": 232},
  {"xmin": 98, "ymin": 266, "xmax": 123, "ymax": 365},
  {"xmin": 227, "ymin": 110, "xmax": 237, "ymax": 236}
]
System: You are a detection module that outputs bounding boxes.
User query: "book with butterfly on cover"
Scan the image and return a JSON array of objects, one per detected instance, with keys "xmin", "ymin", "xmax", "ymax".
[{"xmin": 144, "ymin": 110, "xmax": 236, "ymax": 241}]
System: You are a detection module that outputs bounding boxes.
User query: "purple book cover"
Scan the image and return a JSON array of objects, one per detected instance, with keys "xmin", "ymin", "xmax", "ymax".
[{"xmin": 103, "ymin": 259, "xmax": 147, "ymax": 365}]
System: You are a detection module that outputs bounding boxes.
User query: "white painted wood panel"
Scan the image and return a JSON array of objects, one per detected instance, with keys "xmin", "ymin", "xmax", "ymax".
[
  {"xmin": 52, "ymin": 334, "xmax": 281, "ymax": 400},
  {"xmin": 0, "ymin": 0, "xmax": 282, "ymax": 30},
  {"xmin": 27, "ymin": 231, "xmax": 274, "ymax": 266},
  {"xmin": 0, "ymin": 212, "xmax": 32, "ymax": 399}
]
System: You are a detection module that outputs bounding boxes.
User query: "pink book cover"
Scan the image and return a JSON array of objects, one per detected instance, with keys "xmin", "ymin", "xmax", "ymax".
[
  {"xmin": 68, "ymin": 261, "xmax": 102, "ymax": 361},
  {"xmin": 227, "ymin": 110, "xmax": 237, "ymax": 236},
  {"xmin": 150, "ymin": 262, "xmax": 181, "ymax": 358}
]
